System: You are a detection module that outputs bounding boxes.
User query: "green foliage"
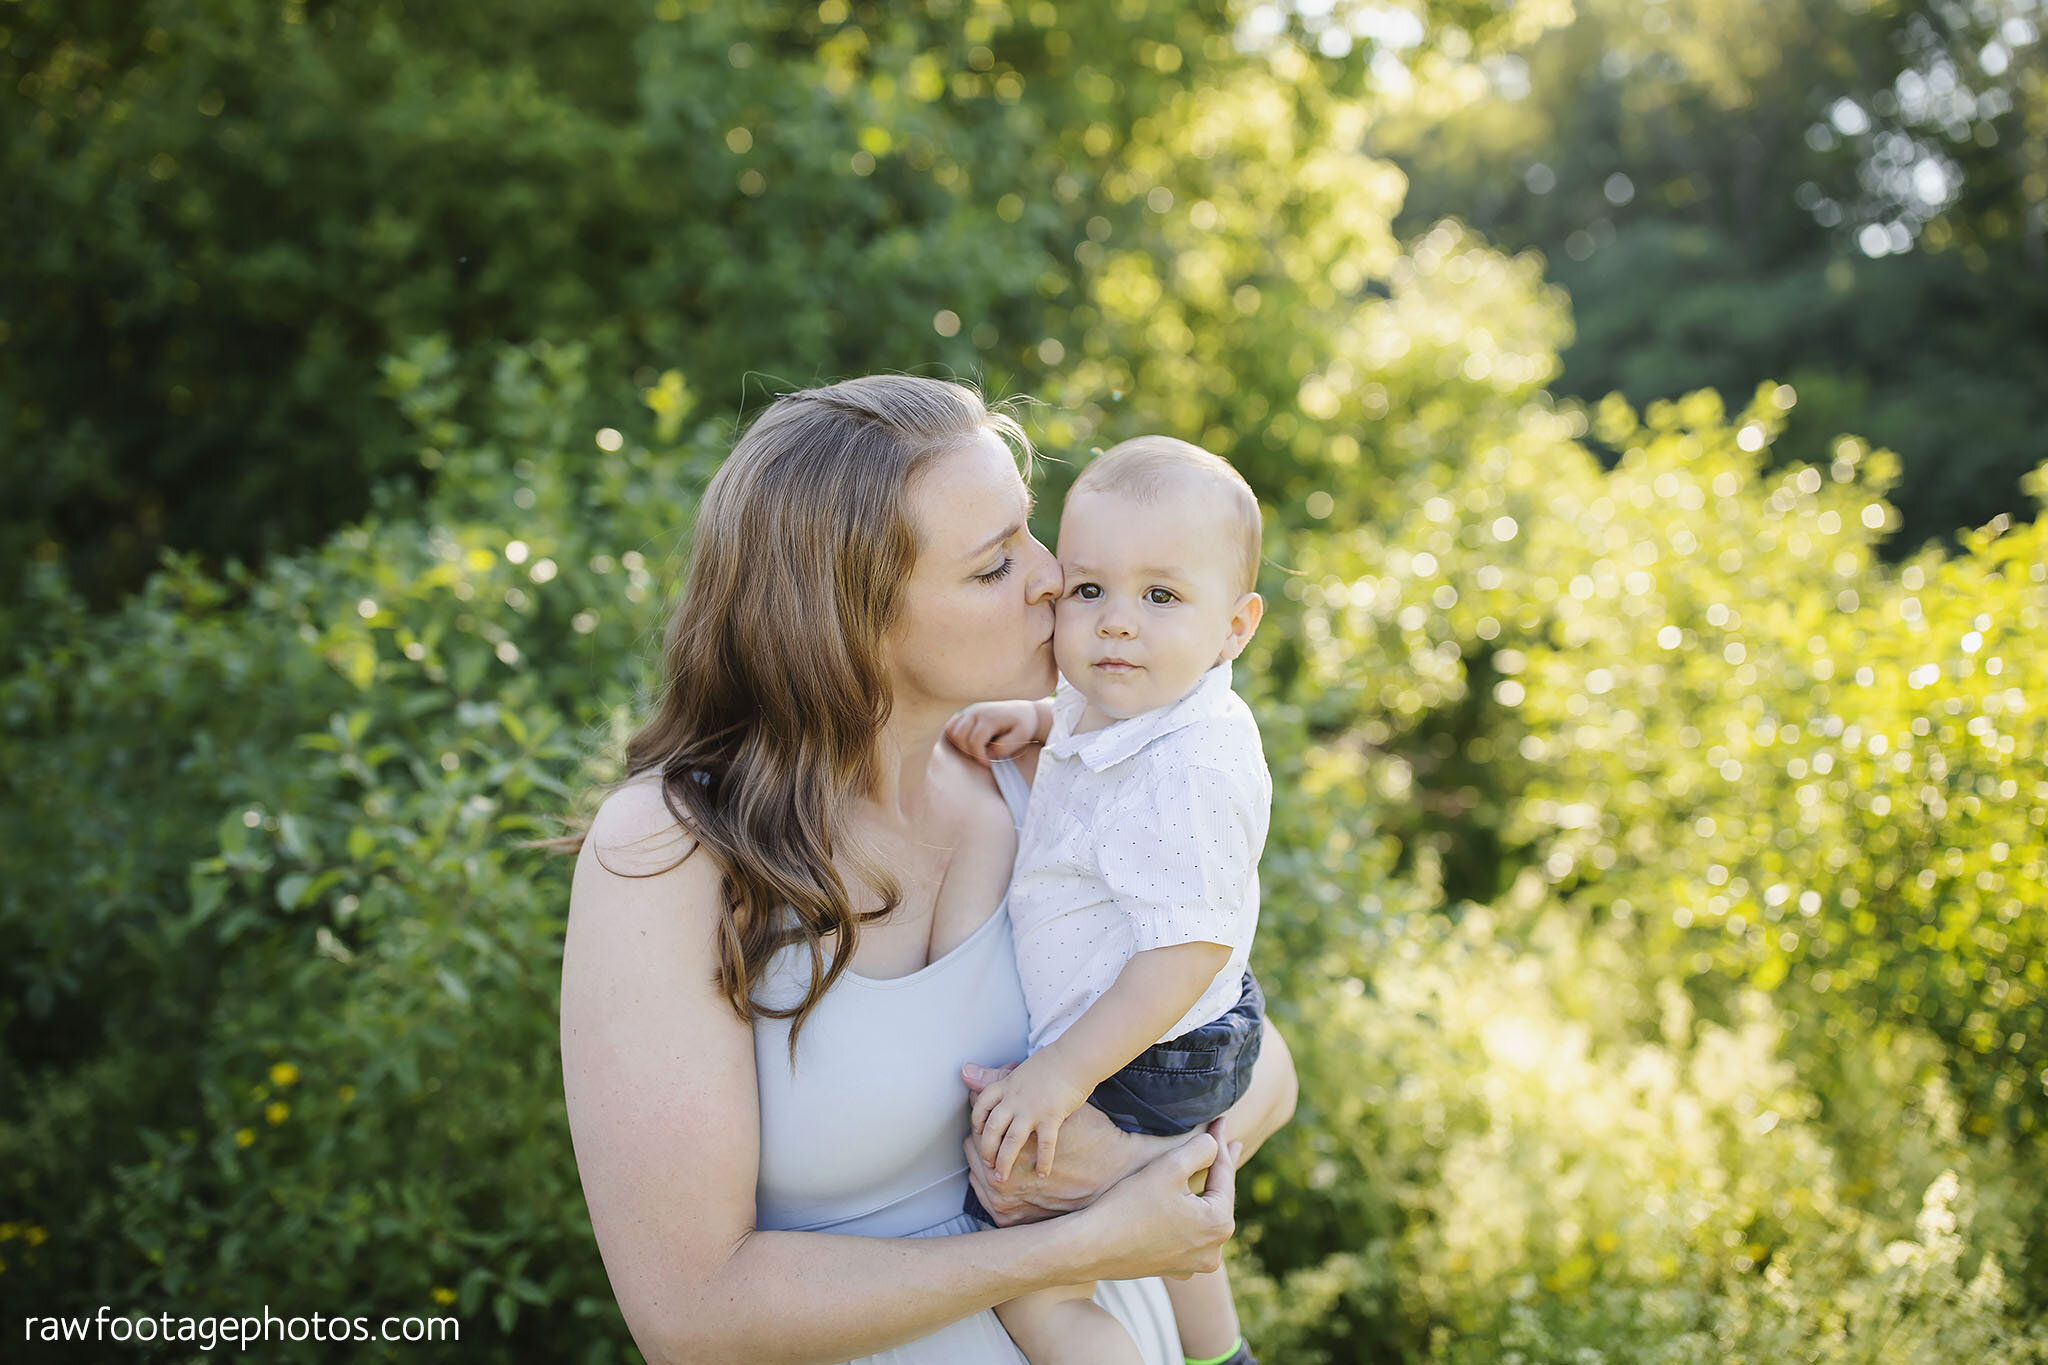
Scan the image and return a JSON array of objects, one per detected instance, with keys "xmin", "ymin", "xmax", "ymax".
[
  {"xmin": 1227, "ymin": 367, "xmax": 2048, "ymax": 1357},
  {"xmin": 1232, "ymin": 915, "xmax": 2048, "ymax": 1364},
  {"xmin": 1277, "ymin": 377, "xmax": 2048, "ymax": 1136},
  {"xmin": 0, "ymin": 0, "xmax": 1234, "ymax": 607},
  {"xmin": 5, "ymin": 4, "xmax": 2046, "ymax": 1360},
  {"xmin": 1374, "ymin": 0, "xmax": 2048, "ymax": 556},
  {"xmin": 1, "ymin": 340, "xmax": 694, "ymax": 1358}
]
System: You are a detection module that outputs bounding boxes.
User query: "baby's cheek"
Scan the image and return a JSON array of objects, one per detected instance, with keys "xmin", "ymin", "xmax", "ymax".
[{"xmin": 1049, "ymin": 605, "xmax": 1083, "ymax": 662}]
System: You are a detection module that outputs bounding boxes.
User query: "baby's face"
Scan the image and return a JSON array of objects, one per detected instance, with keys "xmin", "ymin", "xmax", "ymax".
[{"xmin": 1053, "ymin": 485, "xmax": 1256, "ymax": 729}]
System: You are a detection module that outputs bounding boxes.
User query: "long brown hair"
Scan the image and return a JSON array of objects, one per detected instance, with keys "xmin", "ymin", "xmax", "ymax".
[{"xmin": 539, "ymin": 375, "xmax": 1031, "ymax": 1053}]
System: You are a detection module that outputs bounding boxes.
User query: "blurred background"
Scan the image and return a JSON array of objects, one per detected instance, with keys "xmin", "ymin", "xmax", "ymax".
[{"xmin": 2, "ymin": 1, "xmax": 2044, "ymax": 1360}]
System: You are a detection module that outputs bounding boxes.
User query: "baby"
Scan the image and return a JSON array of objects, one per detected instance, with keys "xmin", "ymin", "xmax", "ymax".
[{"xmin": 946, "ymin": 435, "xmax": 1271, "ymax": 1365}]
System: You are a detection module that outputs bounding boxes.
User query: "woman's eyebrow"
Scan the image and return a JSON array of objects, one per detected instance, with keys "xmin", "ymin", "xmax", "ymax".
[
  {"xmin": 965, "ymin": 519, "xmax": 1023, "ymax": 560},
  {"xmin": 964, "ymin": 489, "xmax": 1035, "ymax": 561}
]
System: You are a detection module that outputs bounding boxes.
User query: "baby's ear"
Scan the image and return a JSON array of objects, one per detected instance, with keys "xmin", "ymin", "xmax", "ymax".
[{"xmin": 1223, "ymin": 591, "xmax": 1264, "ymax": 657}]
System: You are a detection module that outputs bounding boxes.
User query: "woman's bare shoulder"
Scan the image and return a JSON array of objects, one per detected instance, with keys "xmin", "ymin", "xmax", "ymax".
[
  {"xmin": 569, "ymin": 772, "xmax": 729, "ymax": 949},
  {"xmin": 583, "ymin": 771, "xmax": 711, "ymax": 876},
  {"xmin": 927, "ymin": 738, "xmax": 1015, "ymax": 841}
]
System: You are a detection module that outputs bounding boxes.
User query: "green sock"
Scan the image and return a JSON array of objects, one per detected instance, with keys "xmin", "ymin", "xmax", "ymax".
[{"xmin": 1184, "ymin": 1337, "xmax": 1244, "ymax": 1365}]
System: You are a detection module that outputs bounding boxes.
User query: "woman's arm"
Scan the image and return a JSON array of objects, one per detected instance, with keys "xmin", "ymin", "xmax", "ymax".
[
  {"xmin": 973, "ymin": 940, "xmax": 1232, "ymax": 1179},
  {"xmin": 561, "ymin": 780, "xmax": 1239, "ymax": 1364},
  {"xmin": 962, "ymin": 1015, "xmax": 1299, "ymax": 1226}
]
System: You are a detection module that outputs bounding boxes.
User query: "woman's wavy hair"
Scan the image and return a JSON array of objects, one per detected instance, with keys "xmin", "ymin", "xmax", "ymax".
[{"xmin": 538, "ymin": 374, "xmax": 1032, "ymax": 1055}]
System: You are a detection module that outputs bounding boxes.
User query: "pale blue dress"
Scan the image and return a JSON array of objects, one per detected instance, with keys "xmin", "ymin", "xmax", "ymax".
[{"xmin": 751, "ymin": 758, "xmax": 1181, "ymax": 1364}]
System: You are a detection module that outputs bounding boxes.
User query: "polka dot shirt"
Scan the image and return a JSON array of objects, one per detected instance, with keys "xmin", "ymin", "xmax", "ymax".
[{"xmin": 1010, "ymin": 661, "xmax": 1271, "ymax": 1054}]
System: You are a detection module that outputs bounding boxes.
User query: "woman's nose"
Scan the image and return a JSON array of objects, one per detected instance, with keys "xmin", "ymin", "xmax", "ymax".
[{"xmin": 1022, "ymin": 536, "xmax": 1062, "ymax": 605}]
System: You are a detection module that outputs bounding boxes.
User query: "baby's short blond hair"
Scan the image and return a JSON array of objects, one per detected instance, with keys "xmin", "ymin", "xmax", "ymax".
[{"xmin": 1068, "ymin": 435, "xmax": 1263, "ymax": 595}]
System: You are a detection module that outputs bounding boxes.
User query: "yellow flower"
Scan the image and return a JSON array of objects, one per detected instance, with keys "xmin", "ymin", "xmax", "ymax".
[
  {"xmin": 235, "ymin": 1128, "xmax": 256, "ymax": 1148},
  {"xmin": 270, "ymin": 1062, "xmax": 300, "ymax": 1087},
  {"xmin": 430, "ymin": 1287, "xmax": 457, "ymax": 1306},
  {"xmin": 265, "ymin": 1102, "xmax": 289, "ymax": 1126},
  {"xmin": 338, "ymin": 1085, "xmax": 357, "ymax": 1104},
  {"xmin": 24, "ymin": 1227, "xmax": 47, "ymax": 1248},
  {"xmin": 0, "ymin": 1223, "xmax": 17, "ymax": 1241},
  {"xmin": 1594, "ymin": 1232, "xmax": 1619, "ymax": 1254}
]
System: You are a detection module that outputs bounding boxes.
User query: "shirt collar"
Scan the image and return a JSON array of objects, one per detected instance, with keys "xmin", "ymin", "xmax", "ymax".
[{"xmin": 1045, "ymin": 661, "xmax": 1238, "ymax": 772}]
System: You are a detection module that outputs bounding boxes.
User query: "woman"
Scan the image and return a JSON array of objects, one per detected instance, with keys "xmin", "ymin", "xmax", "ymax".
[{"xmin": 555, "ymin": 375, "xmax": 1299, "ymax": 1363}]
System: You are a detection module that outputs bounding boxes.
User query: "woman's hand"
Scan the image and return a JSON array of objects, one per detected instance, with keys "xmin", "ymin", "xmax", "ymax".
[
  {"xmin": 961, "ymin": 1062, "xmax": 1175, "ymax": 1224},
  {"xmin": 1081, "ymin": 1118, "xmax": 1241, "ymax": 1283}
]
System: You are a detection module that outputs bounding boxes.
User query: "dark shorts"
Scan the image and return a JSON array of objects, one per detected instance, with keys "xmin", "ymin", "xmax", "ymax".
[{"xmin": 962, "ymin": 968, "xmax": 1265, "ymax": 1226}]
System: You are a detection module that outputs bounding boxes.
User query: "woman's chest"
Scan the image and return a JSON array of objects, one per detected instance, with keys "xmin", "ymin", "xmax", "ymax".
[
  {"xmin": 751, "ymin": 921, "xmax": 1031, "ymax": 1234},
  {"xmin": 844, "ymin": 815, "xmax": 1018, "ymax": 979}
]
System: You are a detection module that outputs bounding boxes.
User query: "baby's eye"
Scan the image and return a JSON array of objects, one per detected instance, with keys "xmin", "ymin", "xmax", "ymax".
[
  {"xmin": 1144, "ymin": 587, "xmax": 1178, "ymax": 605},
  {"xmin": 1070, "ymin": 582, "xmax": 1102, "ymax": 599}
]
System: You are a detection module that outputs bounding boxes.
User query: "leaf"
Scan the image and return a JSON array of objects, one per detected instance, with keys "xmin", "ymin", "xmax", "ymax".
[
  {"xmin": 435, "ymin": 967, "xmax": 471, "ymax": 1006},
  {"xmin": 343, "ymin": 638, "xmax": 377, "ymax": 690},
  {"xmin": 277, "ymin": 872, "xmax": 312, "ymax": 911},
  {"xmin": 458, "ymin": 1266, "xmax": 493, "ymax": 1318},
  {"xmin": 277, "ymin": 813, "xmax": 311, "ymax": 859},
  {"xmin": 186, "ymin": 866, "xmax": 227, "ymax": 923},
  {"xmin": 216, "ymin": 808, "xmax": 251, "ymax": 856}
]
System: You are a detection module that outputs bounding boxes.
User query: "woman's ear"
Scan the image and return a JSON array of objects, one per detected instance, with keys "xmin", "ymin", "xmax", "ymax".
[{"xmin": 1220, "ymin": 591, "xmax": 1264, "ymax": 660}]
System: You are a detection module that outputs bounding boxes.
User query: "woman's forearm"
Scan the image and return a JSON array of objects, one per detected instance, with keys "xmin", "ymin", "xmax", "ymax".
[
  {"xmin": 656, "ymin": 1217, "xmax": 1092, "ymax": 1365},
  {"xmin": 963, "ymin": 1017, "xmax": 1298, "ymax": 1222},
  {"xmin": 1219, "ymin": 1017, "xmax": 1297, "ymax": 1164}
]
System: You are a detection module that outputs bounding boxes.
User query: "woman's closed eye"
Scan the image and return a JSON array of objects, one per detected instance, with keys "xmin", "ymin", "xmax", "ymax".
[{"xmin": 974, "ymin": 556, "xmax": 1014, "ymax": 584}]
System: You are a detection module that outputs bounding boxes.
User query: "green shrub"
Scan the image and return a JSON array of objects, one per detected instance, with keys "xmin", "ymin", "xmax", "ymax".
[
  {"xmin": 1229, "ymin": 370, "xmax": 2048, "ymax": 1356},
  {"xmin": 1, "ymin": 338, "xmax": 695, "ymax": 1358}
]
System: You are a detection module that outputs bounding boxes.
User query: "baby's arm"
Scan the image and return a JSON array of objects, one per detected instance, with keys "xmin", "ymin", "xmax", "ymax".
[
  {"xmin": 971, "ymin": 939, "xmax": 1232, "ymax": 1180},
  {"xmin": 944, "ymin": 698, "xmax": 1055, "ymax": 765}
]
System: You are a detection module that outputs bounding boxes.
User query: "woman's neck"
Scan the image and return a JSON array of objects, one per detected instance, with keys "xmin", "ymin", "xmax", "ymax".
[{"xmin": 857, "ymin": 702, "xmax": 950, "ymax": 828}]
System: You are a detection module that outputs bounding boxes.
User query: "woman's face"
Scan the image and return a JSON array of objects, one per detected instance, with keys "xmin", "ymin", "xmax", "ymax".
[{"xmin": 885, "ymin": 430, "xmax": 1060, "ymax": 718}]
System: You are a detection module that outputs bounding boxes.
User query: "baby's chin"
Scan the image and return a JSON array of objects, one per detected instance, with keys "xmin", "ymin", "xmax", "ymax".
[
  {"xmin": 1054, "ymin": 660, "xmax": 1182, "ymax": 722},
  {"xmin": 1052, "ymin": 651, "xmax": 1123, "ymax": 713}
]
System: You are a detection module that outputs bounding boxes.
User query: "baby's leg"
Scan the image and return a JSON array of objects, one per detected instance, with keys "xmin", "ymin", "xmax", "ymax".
[
  {"xmin": 1163, "ymin": 1259, "xmax": 1243, "ymax": 1362},
  {"xmin": 993, "ymin": 1280, "xmax": 1143, "ymax": 1365}
]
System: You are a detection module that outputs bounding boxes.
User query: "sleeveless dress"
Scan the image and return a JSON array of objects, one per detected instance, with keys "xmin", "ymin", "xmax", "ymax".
[{"xmin": 751, "ymin": 757, "xmax": 1182, "ymax": 1365}]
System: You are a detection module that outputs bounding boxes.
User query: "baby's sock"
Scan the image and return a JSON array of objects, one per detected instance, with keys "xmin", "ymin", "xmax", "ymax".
[{"xmin": 1185, "ymin": 1336, "xmax": 1257, "ymax": 1365}]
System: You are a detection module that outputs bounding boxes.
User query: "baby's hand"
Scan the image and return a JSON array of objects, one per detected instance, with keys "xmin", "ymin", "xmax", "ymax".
[
  {"xmin": 969, "ymin": 1052, "xmax": 1090, "ymax": 1180},
  {"xmin": 944, "ymin": 700, "xmax": 1042, "ymax": 766}
]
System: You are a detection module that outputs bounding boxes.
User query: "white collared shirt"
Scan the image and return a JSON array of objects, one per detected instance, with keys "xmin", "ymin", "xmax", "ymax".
[{"xmin": 1009, "ymin": 661, "xmax": 1271, "ymax": 1054}]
